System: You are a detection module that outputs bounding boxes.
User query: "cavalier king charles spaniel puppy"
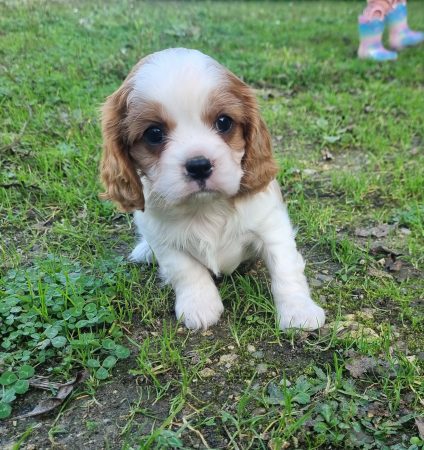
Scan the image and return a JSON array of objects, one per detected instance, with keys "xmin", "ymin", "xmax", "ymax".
[{"xmin": 100, "ymin": 48, "xmax": 325, "ymax": 331}]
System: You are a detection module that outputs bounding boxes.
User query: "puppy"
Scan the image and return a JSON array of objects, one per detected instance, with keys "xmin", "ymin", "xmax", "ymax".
[{"xmin": 100, "ymin": 48, "xmax": 325, "ymax": 331}]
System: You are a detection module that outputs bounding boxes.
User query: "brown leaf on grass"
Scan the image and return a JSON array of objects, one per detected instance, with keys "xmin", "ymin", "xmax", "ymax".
[
  {"xmin": 355, "ymin": 224, "xmax": 394, "ymax": 238},
  {"xmin": 384, "ymin": 254, "xmax": 403, "ymax": 272},
  {"xmin": 12, "ymin": 370, "xmax": 89, "ymax": 420},
  {"xmin": 367, "ymin": 267, "xmax": 393, "ymax": 279},
  {"xmin": 322, "ymin": 314, "xmax": 379, "ymax": 341},
  {"xmin": 367, "ymin": 402, "xmax": 390, "ymax": 418},
  {"xmin": 345, "ymin": 356, "xmax": 378, "ymax": 378},
  {"xmin": 416, "ymin": 417, "xmax": 424, "ymax": 440},
  {"xmin": 370, "ymin": 244, "xmax": 402, "ymax": 257}
]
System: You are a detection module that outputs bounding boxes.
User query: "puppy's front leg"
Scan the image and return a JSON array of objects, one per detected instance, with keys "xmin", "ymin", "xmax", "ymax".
[
  {"xmin": 260, "ymin": 208, "xmax": 325, "ymax": 331},
  {"xmin": 155, "ymin": 248, "xmax": 224, "ymax": 330}
]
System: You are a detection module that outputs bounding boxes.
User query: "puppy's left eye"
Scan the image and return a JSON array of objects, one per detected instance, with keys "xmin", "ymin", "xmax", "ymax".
[
  {"xmin": 215, "ymin": 115, "xmax": 233, "ymax": 134},
  {"xmin": 143, "ymin": 126, "xmax": 166, "ymax": 145}
]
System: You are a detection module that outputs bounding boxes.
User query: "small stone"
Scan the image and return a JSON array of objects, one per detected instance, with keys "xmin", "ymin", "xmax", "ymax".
[
  {"xmin": 247, "ymin": 344, "xmax": 256, "ymax": 353},
  {"xmin": 219, "ymin": 353, "xmax": 238, "ymax": 365},
  {"xmin": 316, "ymin": 273, "xmax": 333, "ymax": 282},
  {"xmin": 251, "ymin": 350, "xmax": 264, "ymax": 359},
  {"xmin": 322, "ymin": 149, "xmax": 334, "ymax": 161},
  {"xmin": 399, "ymin": 227, "xmax": 411, "ymax": 235},
  {"xmin": 356, "ymin": 308, "xmax": 374, "ymax": 320},
  {"xmin": 319, "ymin": 295, "xmax": 327, "ymax": 305},
  {"xmin": 199, "ymin": 368, "xmax": 215, "ymax": 378},
  {"xmin": 201, "ymin": 330, "xmax": 213, "ymax": 336},
  {"xmin": 227, "ymin": 345, "xmax": 235, "ymax": 350},
  {"xmin": 344, "ymin": 314, "xmax": 356, "ymax": 321},
  {"xmin": 256, "ymin": 363, "xmax": 268, "ymax": 374},
  {"xmin": 349, "ymin": 327, "xmax": 379, "ymax": 340},
  {"xmin": 189, "ymin": 352, "xmax": 201, "ymax": 365}
]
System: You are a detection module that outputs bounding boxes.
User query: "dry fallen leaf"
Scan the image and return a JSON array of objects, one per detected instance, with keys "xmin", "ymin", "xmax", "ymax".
[
  {"xmin": 355, "ymin": 224, "xmax": 394, "ymax": 238},
  {"xmin": 370, "ymin": 244, "xmax": 402, "ymax": 257},
  {"xmin": 12, "ymin": 370, "xmax": 89, "ymax": 420},
  {"xmin": 322, "ymin": 315, "xmax": 379, "ymax": 341},
  {"xmin": 367, "ymin": 267, "xmax": 393, "ymax": 279},
  {"xmin": 345, "ymin": 356, "xmax": 378, "ymax": 378},
  {"xmin": 384, "ymin": 254, "xmax": 403, "ymax": 272},
  {"xmin": 367, "ymin": 402, "xmax": 390, "ymax": 418},
  {"xmin": 416, "ymin": 417, "xmax": 424, "ymax": 439}
]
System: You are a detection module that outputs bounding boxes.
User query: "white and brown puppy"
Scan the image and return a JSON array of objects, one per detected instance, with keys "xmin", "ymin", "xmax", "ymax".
[{"xmin": 100, "ymin": 48, "xmax": 325, "ymax": 331}]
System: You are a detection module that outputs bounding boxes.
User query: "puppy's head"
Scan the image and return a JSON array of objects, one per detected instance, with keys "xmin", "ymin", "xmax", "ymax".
[{"xmin": 100, "ymin": 48, "xmax": 277, "ymax": 211}]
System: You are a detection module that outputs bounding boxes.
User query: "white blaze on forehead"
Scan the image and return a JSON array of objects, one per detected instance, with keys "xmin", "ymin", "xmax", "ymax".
[{"xmin": 129, "ymin": 48, "xmax": 225, "ymax": 118}]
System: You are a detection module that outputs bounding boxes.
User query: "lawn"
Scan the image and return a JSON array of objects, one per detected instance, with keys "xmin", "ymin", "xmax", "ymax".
[{"xmin": 0, "ymin": 0, "xmax": 423, "ymax": 448}]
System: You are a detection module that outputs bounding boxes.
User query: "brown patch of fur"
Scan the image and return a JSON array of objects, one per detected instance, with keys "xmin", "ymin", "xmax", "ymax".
[
  {"xmin": 125, "ymin": 100, "xmax": 176, "ymax": 145},
  {"xmin": 126, "ymin": 100, "xmax": 176, "ymax": 183},
  {"xmin": 202, "ymin": 89, "xmax": 246, "ymax": 153},
  {"xmin": 224, "ymin": 71, "xmax": 278, "ymax": 197},
  {"xmin": 100, "ymin": 82, "xmax": 145, "ymax": 212},
  {"xmin": 100, "ymin": 54, "xmax": 177, "ymax": 212}
]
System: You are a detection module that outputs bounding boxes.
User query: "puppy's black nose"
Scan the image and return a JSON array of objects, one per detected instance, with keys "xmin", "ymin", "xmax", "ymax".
[{"xmin": 185, "ymin": 156, "xmax": 213, "ymax": 180}]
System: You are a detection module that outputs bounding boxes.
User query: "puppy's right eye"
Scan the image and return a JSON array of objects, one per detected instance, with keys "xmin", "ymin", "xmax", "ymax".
[
  {"xmin": 143, "ymin": 126, "xmax": 166, "ymax": 145},
  {"xmin": 215, "ymin": 115, "xmax": 233, "ymax": 134}
]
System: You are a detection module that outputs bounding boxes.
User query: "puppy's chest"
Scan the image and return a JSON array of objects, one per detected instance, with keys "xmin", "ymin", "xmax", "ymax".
[{"xmin": 174, "ymin": 212, "xmax": 254, "ymax": 275}]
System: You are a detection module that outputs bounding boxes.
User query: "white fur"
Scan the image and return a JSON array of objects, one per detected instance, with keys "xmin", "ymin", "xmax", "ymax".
[{"xmin": 126, "ymin": 49, "xmax": 325, "ymax": 331}]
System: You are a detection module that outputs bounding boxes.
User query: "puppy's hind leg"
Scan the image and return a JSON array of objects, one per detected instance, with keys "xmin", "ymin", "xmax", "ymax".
[{"xmin": 129, "ymin": 238, "xmax": 154, "ymax": 264}]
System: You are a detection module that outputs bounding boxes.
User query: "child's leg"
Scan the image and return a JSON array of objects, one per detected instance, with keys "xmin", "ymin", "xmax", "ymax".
[
  {"xmin": 362, "ymin": 0, "xmax": 394, "ymax": 22},
  {"xmin": 387, "ymin": 0, "xmax": 424, "ymax": 50},
  {"xmin": 358, "ymin": 0, "xmax": 398, "ymax": 61}
]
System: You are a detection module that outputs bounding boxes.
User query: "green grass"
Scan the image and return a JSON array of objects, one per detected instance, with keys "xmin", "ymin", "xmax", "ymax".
[{"xmin": 1, "ymin": 0, "xmax": 423, "ymax": 448}]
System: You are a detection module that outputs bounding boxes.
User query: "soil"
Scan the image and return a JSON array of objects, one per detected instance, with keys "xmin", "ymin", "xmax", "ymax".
[{"xmin": 0, "ymin": 316, "xmax": 325, "ymax": 450}]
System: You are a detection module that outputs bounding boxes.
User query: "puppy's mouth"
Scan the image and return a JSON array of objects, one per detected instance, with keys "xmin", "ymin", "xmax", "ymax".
[{"xmin": 188, "ymin": 185, "xmax": 220, "ymax": 198}]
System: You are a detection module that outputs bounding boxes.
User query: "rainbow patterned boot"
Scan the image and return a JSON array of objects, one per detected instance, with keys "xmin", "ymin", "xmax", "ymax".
[
  {"xmin": 387, "ymin": 2, "xmax": 424, "ymax": 50},
  {"xmin": 358, "ymin": 17, "xmax": 398, "ymax": 61}
]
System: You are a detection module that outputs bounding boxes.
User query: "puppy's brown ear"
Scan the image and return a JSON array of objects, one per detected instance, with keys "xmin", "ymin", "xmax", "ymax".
[
  {"xmin": 228, "ymin": 73, "xmax": 278, "ymax": 195},
  {"xmin": 241, "ymin": 112, "xmax": 278, "ymax": 195},
  {"xmin": 100, "ymin": 83, "xmax": 145, "ymax": 212}
]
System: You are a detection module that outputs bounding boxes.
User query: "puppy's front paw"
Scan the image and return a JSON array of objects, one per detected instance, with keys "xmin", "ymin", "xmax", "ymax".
[
  {"xmin": 129, "ymin": 239, "xmax": 154, "ymax": 264},
  {"xmin": 278, "ymin": 298, "xmax": 326, "ymax": 331},
  {"xmin": 175, "ymin": 290, "xmax": 224, "ymax": 330}
]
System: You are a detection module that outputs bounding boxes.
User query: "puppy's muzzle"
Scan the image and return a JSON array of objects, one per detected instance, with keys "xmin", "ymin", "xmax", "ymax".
[{"xmin": 185, "ymin": 156, "xmax": 213, "ymax": 181}]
